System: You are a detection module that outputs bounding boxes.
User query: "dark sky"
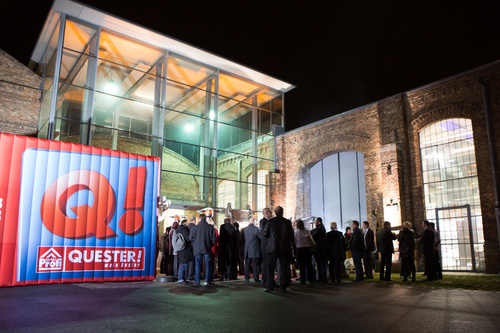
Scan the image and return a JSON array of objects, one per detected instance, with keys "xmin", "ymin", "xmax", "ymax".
[{"xmin": 2, "ymin": 0, "xmax": 500, "ymax": 131}]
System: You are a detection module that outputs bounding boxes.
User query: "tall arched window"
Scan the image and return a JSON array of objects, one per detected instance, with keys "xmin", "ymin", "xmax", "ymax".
[
  {"xmin": 419, "ymin": 118, "xmax": 484, "ymax": 271},
  {"xmin": 310, "ymin": 151, "xmax": 367, "ymax": 232}
]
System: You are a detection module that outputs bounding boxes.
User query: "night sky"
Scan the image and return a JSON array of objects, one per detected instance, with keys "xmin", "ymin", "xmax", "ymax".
[{"xmin": 2, "ymin": 0, "xmax": 500, "ymax": 131}]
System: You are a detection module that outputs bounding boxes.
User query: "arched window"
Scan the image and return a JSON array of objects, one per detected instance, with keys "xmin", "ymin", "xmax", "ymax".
[
  {"xmin": 217, "ymin": 179, "xmax": 235, "ymax": 210},
  {"xmin": 310, "ymin": 151, "xmax": 367, "ymax": 232},
  {"xmin": 419, "ymin": 118, "xmax": 484, "ymax": 271}
]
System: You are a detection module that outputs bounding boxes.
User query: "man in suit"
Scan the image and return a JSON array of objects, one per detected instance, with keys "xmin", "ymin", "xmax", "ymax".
[
  {"xmin": 311, "ymin": 217, "xmax": 328, "ymax": 284},
  {"xmin": 241, "ymin": 217, "xmax": 261, "ymax": 282},
  {"xmin": 350, "ymin": 220, "xmax": 365, "ymax": 282},
  {"xmin": 219, "ymin": 217, "xmax": 236, "ymax": 280},
  {"xmin": 259, "ymin": 208, "xmax": 272, "ymax": 287},
  {"xmin": 377, "ymin": 221, "xmax": 397, "ymax": 281},
  {"xmin": 326, "ymin": 222, "xmax": 344, "ymax": 283},
  {"xmin": 189, "ymin": 214, "xmax": 216, "ymax": 285},
  {"xmin": 262, "ymin": 206, "xmax": 294, "ymax": 292},
  {"xmin": 362, "ymin": 221, "xmax": 375, "ymax": 279},
  {"xmin": 420, "ymin": 220, "xmax": 437, "ymax": 281}
]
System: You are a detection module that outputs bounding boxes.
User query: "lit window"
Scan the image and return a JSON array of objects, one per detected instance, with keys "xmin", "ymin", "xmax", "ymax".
[{"xmin": 419, "ymin": 118, "xmax": 484, "ymax": 271}]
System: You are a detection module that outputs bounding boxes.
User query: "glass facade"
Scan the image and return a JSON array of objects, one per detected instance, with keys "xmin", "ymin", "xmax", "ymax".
[
  {"xmin": 419, "ymin": 118, "xmax": 484, "ymax": 271},
  {"xmin": 36, "ymin": 14, "xmax": 285, "ymax": 216}
]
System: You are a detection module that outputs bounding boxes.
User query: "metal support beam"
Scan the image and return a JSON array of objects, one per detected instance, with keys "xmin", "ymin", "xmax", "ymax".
[{"xmin": 47, "ymin": 15, "xmax": 67, "ymax": 140}]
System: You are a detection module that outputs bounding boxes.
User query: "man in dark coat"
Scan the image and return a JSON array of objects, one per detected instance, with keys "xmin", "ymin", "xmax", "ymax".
[
  {"xmin": 187, "ymin": 217, "xmax": 196, "ymax": 281},
  {"xmin": 377, "ymin": 221, "xmax": 397, "ymax": 281},
  {"xmin": 398, "ymin": 221, "xmax": 416, "ymax": 282},
  {"xmin": 159, "ymin": 227, "xmax": 169, "ymax": 274},
  {"xmin": 219, "ymin": 217, "xmax": 236, "ymax": 280},
  {"xmin": 259, "ymin": 208, "xmax": 272, "ymax": 287},
  {"xmin": 176, "ymin": 219, "xmax": 194, "ymax": 285},
  {"xmin": 362, "ymin": 221, "xmax": 375, "ymax": 279},
  {"xmin": 350, "ymin": 220, "xmax": 365, "ymax": 282},
  {"xmin": 189, "ymin": 214, "xmax": 216, "ymax": 285},
  {"xmin": 420, "ymin": 220, "xmax": 437, "ymax": 281},
  {"xmin": 311, "ymin": 217, "xmax": 327, "ymax": 283},
  {"xmin": 326, "ymin": 222, "xmax": 344, "ymax": 283},
  {"xmin": 262, "ymin": 206, "xmax": 294, "ymax": 292},
  {"xmin": 241, "ymin": 217, "xmax": 261, "ymax": 282}
]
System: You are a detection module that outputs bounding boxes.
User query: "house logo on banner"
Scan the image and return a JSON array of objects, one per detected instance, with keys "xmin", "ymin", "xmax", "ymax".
[{"xmin": 37, "ymin": 247, "xmax": 64, "ymax": 272}]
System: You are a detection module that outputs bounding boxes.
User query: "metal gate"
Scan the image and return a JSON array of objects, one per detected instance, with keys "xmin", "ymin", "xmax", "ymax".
[{"xmin": 435, "ymin": 205, "xmax": 477, "ymax": 271}]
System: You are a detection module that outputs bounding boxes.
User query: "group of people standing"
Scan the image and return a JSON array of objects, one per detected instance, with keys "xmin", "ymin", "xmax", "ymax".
[{"xmin": 159, "ymin": 208, "xmax": 443, "ymax": 290}]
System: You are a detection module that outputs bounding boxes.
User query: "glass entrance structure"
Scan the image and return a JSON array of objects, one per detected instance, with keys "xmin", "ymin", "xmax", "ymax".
[{"xmin": 31, "ymin": 0, "xmax": 293, "ymax": 214}]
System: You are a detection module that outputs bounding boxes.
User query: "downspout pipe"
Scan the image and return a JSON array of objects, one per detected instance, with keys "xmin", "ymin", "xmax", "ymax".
[{"xmin": 480, "ymin": 77, "xmax": 500, "ymax": 251}]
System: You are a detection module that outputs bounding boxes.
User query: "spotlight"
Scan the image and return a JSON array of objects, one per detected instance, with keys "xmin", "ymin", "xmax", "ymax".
[{"xmin": 105, "ymin": 79, "xmax": 117, "ymax": 94}]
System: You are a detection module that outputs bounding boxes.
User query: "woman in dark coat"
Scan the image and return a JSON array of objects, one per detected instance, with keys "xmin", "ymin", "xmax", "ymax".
[
  {"xmin": 398, "ymin": 221, "xmax": 416, "ymax": 282},
  {"xmin": 176, "ymin": 220, "xmax": 194, "ymax": 284}
]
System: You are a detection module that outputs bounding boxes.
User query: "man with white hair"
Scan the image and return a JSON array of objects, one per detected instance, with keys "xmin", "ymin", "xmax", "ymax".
[
  {"xmin": 326, "ymin": 222, "xmax": 344, "ymax": 283},
  {"xmin": 241, "ymin": 217, "xmax": 261, "ymax": 282}
]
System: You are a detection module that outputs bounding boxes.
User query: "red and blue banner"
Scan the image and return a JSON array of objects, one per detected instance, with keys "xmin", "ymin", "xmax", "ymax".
[{"xmin": 0, "ymin": 133, "xmax": 159, "ymax": 287}]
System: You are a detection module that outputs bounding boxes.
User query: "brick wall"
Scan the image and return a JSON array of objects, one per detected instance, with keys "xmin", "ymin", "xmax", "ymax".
[
  {"xmin": 276, "ymin": 61, "xmax": 500, "ymax": 272},
  {"xmin": 0, "ymin": 49, "xmax": 41, "ymax": 136}
]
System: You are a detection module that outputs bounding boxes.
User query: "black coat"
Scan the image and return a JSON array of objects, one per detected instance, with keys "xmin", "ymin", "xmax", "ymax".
[
  {"xmin": 219, "ymin": 222, "xmax": 236, "ymax": 256},
  {"xmin": 364, "ymin": 228, "xmax": 375, "ymax": 252},
  {"xmin": 398, "ymin": 228, "xmax": 415, "ymax": 258},
  {"xmin": 377, "ymin": 228, "xmax": 396, "ymax": 254},
  {"xmin": 259, "ymin": 217, "xmax": 269, "ymax": 254},
  {"xmin": 420, "ymin": 228, "xmax": 435, "ymax": 256},
  {"xmin": 311, "ymin": 223, "xmax": 327, "ymax": 256},
  {"xmin": 351, "ymin": 227, "xmax": 364, "ymax": 252},
  {"xmin": 176, "ymin": 224, "xmax": 194, "ymax": 264},
  {"xmin": 326, "ymin": 230, "xmax": 344, "ymax": 259},
  {"xmin": 263, "ymin": 215, "xmax": 294, "ymax": 254}
]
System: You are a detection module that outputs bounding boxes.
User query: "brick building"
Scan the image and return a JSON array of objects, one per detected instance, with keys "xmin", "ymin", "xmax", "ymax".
[
  {"xmin": 273, "ymin": 61, "xmax": 500, "ymax": 273},
  {"xmin": 0, "ymin": 49, "xmax": 41, "ymax": 136}
]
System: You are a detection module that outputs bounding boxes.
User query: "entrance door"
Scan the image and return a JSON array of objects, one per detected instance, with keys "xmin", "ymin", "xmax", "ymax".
[{"xmin": 436, "ymin": 205, "xmax": 477, "ymax": 271}]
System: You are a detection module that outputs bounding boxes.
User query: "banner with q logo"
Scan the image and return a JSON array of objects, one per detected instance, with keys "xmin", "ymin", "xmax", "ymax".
[{"xmin": 0, "ymin": 133, "xmax": 159, "ymax": 287}]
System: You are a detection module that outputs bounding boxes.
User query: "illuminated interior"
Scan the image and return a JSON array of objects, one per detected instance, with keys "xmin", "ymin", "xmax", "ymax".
[
  {"xmin": 419, "ymin": 118, "xmax": 484, "ymax": 271},
  {"xmin": 35, "ymin": 8, "xmax": 291, "ymax": 216}
]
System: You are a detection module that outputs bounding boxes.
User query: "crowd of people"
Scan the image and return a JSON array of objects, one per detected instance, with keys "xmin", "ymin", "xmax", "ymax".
[{"xmin": 158, "ymin": 207, "xmax": 443, "ymax": 291}]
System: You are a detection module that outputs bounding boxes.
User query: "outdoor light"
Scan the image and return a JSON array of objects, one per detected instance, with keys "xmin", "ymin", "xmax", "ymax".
[
  {"xmin": 185, "ymin": 123, "xmax": 194, "ymax": 132},
  {"xmin": 209, "ymin": 110, "xmax": 215, "ymax": 120}
]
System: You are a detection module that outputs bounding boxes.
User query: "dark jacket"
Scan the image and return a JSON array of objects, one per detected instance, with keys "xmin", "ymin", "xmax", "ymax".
[
  {"xmin": 159, "ymin": 232, "xmax": 169, "ymax": 254},
  {"xmin": 420, "ymin": 227, "xmax": 435, "ymax": 256},
  {"xmin": 263, "ymin": 215, "xmax": 294, "ymax": 254},
  {"xmin": 241, "ymin": 223, "xmax": 261, "ymax": 258},
  {"xmin": 377, "ymin": 228, "xmax": 396, "ymax": 254},
  {"xmin": 326, "ymin": 230, "xmax": 344, "ymax": 259},
  {"xmin": 219, "ymin": 222, "xmax": 236, "ymax": 256},
  {"xmin": 364, "ymin": 228, "xmax": 375, "ymax": 252},
  {"xmin": 176, "ymin": 224, "xmax": 194, "ymax": 264},
  {"xmin": 398, "ymin": 228, "xmax": 415, "ymax": 258},
  {"xmin": 189, "ymin": 219, "xmax": 216, "ymax": 255},
  {"xmin": 350, "ymin": 227, "xmax": 364, "ymax": 252},
  {"xmin": 259, "ymin": 217, "xmax": 269, "ymax": 254},
  {"xmin": 311, "ymin": 223, "xmax": 327, "ymax": 256}
]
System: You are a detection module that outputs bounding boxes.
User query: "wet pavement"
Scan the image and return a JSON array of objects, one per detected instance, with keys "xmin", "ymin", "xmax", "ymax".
[{"xmin": 1, "ymin": 279, "xmax": 500, "ymax": 332}]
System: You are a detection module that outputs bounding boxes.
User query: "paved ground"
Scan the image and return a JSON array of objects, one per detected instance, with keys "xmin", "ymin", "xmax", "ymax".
[{"xmin": 1, "ymin": 279, "xmax": 500, "ymax": 333}]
